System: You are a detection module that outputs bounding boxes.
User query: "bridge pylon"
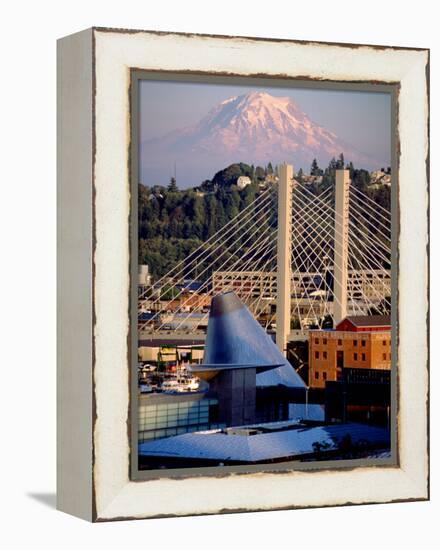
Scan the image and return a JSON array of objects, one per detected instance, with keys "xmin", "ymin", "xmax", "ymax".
[
  {"xmin": 333, "ymin": 169, "xmax": 350, "ymax": 326},
  {"xmin": 276, "ymin": 163, "xmax": 293, "ymax": 356}
]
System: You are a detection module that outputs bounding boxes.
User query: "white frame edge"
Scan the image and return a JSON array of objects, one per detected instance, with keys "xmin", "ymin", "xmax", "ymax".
[
  {"xmin": 57, "ymin": 28, "xmax": 94, "ymax": 521},
  {"xmin": 58, "ymin": 28, "xmax": 429, "ymax": 522}
]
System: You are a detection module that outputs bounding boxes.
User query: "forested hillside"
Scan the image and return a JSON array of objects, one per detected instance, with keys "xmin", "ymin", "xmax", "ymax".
[
  {"xmin": 138, "ymin": 173, "xmax": 272, "ymax": 281},
  {"xmin": 138, "ymin": 159, "xmax": 391, "ymax": 282}
]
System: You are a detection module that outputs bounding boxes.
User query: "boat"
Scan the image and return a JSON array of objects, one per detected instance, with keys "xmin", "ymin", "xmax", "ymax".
[
  {"xmin": 161, "ymin": 376, "xmax": 200, "ymax": 393},
  {"xmin": 176, "ymin": 377, "xmax": 200, "ymax": 392},
  {"xmin": 161, "ymin": 379, "xmax": 180, "ymax": 392}
]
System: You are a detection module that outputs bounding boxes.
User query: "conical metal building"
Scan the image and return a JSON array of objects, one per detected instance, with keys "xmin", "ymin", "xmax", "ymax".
[{"xmin": 189, "ymin": 292, "xmax": 305, "ymax": 426}]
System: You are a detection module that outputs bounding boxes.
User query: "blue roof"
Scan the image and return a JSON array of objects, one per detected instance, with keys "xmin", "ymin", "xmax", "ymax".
[
  {"xmin": 139, "ymin": 422, "xmax": 390, "ymax": 462},
  {"xmin": 177, "ymin": 280, "xmax": 203, "ymax": 292},
  {"xmin": 138, "ymin": 312, "xmax": 156, "ymax": 321}
]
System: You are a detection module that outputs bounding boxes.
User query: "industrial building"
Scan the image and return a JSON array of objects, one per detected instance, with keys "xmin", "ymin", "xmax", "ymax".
[
  {"xmin": 211, "ymin": 268, "xmax": 390, "ymax": 331},
  {"xmin": 212, "ymin": 270, "xmax": 276, "ymax": 301},
  {"xmin": 213, "ymin": 269, "xmax": 390, "ymax": 303}
]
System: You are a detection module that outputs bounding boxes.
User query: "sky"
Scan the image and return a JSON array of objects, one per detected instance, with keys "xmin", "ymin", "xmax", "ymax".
[{"xmin": 139, "ymin": 79, "xmax": 392, "ymax": 188}]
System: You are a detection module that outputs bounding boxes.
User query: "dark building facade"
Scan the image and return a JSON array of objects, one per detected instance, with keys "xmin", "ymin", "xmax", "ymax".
[
  {"xmin": 209, "ymin": 368, "xmax": 257, "ymax": 426},
  {"xmin": 325, "ymin": 367, "xmax": 391, "ymax": 426}
]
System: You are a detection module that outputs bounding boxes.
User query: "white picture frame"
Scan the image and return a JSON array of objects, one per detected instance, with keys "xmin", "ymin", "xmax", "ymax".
[{"xmin": 57, "ymin": 27, "xmax": 429, "ymax": 522}]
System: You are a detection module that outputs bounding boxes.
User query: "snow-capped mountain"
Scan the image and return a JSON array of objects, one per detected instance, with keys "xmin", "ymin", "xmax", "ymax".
[{"xmin": 141, "ymin": 91, "xmax": 381, "ymax": 187}]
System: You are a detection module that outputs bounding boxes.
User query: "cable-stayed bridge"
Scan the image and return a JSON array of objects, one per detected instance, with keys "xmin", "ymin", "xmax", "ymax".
[{"xmin": 138, "ymin": 165, "xmax": 391, "ymax": 354}]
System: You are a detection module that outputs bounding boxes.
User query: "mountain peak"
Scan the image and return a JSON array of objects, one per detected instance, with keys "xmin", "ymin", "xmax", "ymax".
[
  {"xmin": 202, "ymin": 91, "xmax": 309, "ymax": 137},
  {"xmin": 142, "ymin": 91, "xmax": 381, "ymax": 186},
  {"xmin": 243, "ymin": 90, "xmax": 271, "ymax": 100},
  {"xmin": 239, "ymin": 90, "xmax": 300, "ymax": 109}
]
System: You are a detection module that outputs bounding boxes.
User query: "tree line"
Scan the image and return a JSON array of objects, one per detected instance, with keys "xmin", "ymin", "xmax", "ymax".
[{"xmin": 139, "ymin": 157, "xmax": 391, "ymax": 281}]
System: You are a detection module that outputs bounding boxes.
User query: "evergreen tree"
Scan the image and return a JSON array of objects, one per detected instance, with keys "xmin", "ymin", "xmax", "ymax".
[
  {"xmin": 168, "ymin": 177, "xmax": 178, "ymax": 192},
  {"xmin": 204, "ymin": 194, "xmax": 218, "ymax": 238},
  {"xmin": 337, "ymin": 153, "xmax": 345, "ymax": 169},
  {"xmin": 192, "ymin": 196, "xmax": 205, "ymax": 239},
  {"xmin": 242, "ymin": 184, "xmax": 258, "ymax": 208},
  {"xmin": 311, "ymin": 158, "xmax": 321, "ymax": 176},
  {"xmin": 255, "ymin": 166, "xmax": 265, "ymax": 180},
  {"xmin": 351, "ymin": 168, "xmax": 371, "ymax": 191},
  {"xmin": 215, "ymin": 189, "xmax": 227, "ymax": 231},
  {"xmin": 230, "ymin": 188, "xmax": 241, "ymax": 215}
]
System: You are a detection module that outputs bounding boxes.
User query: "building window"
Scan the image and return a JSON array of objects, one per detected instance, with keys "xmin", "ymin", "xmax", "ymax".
[
  {"xmin": 138, "ymin": 398, "xmax": 219, "ymax": 441},
  {"xmin": 361, "ymin": 340, "xmax": 366, "ymax": 347},
  {"xmin": 314, "ymin": 372, "xmax": 319, "ymax": 380},
  {"xmin": 354, "ymin": 353, "xmax": 358, "ymax": 360},
  {"xmin": 315, "ymin": 338, "xmax": 319, "ymax": 345},
  {"xmin": 315, "ymin": 351, "xmax": 319, "ymax": 359},
  {"xmin": 383, "ymin": 340, "xmax": 387, "ymax": 346},
  {"xmin": 323, "ymin": 351, "xmax": 327, "ymax": 359},
  {"xmin": 361, "ymin": 353, "xmax": 366, "ymax": 361},
  {"xmin": 353, "ymin": 340, "xmax": 358, "ymax": 347},
  {"xmin": 338, "ymin": 339, "xmax": 342, "ymax": 346},
  {"xmin": 323, "ymin": 372, "xmax": 327, "ymax": 381},
  {"xmin": 323, "ymin": 338, "xmax": 327, "ymax": 345},
  {"xmin": 383, "ymin": 353, "xmax": 387, "ymax": 360}
]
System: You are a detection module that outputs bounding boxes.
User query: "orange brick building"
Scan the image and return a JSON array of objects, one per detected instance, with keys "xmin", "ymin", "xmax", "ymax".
[{"xmin": 308, "ymin": 316, "xmax": 391, "ymax": 389}]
